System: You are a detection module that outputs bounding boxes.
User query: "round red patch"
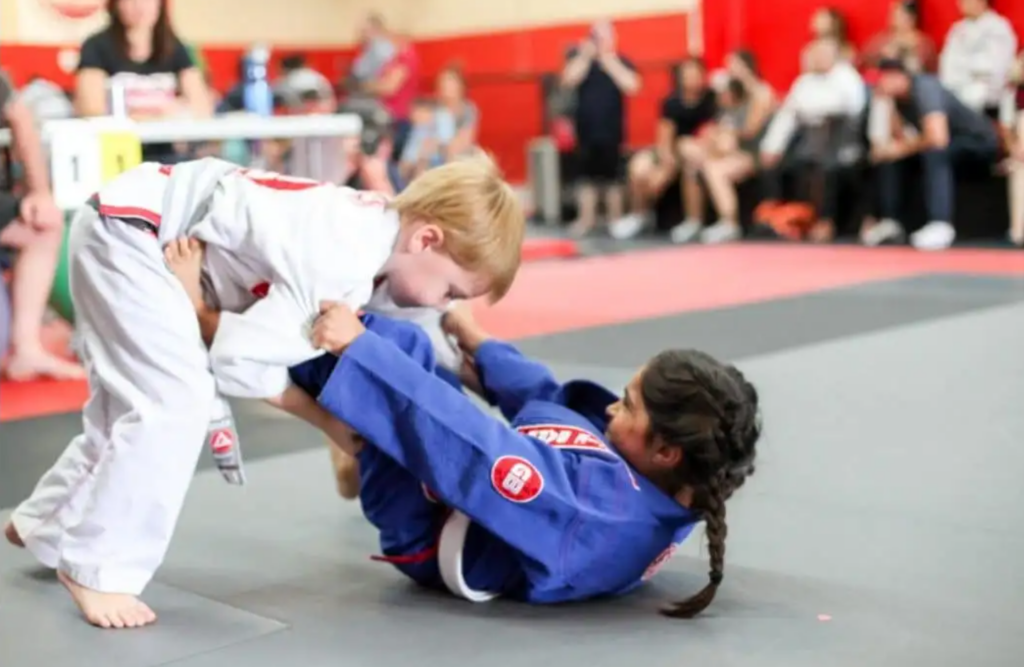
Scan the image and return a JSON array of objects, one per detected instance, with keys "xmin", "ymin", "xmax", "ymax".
[
  {"xmin": 642, "ymin": 544, "xmax": 678, "ymax": 581},
  {"xmin": 490, "ymin": 455, "xmax": 544, "ymax": 503}
]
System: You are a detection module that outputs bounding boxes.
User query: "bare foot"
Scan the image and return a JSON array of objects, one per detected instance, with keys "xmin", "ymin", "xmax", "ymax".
[
  {"xmin": 57, "ymin": 570, "xmax": 157, "ymax": 629},
  {"xmin": 164, "ymin": 237, "xmax": 205, "ymax": 309},
  {"xmin": 4, "ymin": 519, "xmax": 24, "ymax": 548},
  {"xmin": 4, "ymin": 351, "xmax": 86, "ymax": 382},
  {"xmin": 329, "ymin": 439, "xmax": 361, "ymax": 500}
]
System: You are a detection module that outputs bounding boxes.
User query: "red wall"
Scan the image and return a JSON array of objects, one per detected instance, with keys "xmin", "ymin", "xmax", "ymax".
[
  {"xmin": 6, "ymin": 1, "xmax": 1024, "ymax": 183},
  {"xmin": 416, "ymin": 13, "xmax": 692, "ymax": 181}
]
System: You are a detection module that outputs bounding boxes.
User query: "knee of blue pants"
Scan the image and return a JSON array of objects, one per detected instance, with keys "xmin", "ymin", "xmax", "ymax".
[
  {"xmin": 358, "ymin": 443, "xmax": 445, "ymax": 587},
  {"xmin": 361, "ymin": 313, "xmax": 437, "ymax": 370}
]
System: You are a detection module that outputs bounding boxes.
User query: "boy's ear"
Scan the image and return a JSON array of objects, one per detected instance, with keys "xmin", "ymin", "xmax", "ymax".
[{"xmin": 412, "ymin": 223, "xmax": 445, "ymax": 253}]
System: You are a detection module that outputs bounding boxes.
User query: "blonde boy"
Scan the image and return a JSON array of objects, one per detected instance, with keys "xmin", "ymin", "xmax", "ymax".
[{"xmin": 4, "ymin": 155, "xmax": 524, "ymax": 630}]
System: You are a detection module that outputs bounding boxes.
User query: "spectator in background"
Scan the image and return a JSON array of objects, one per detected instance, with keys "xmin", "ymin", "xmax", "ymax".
[
  {"xmin": 17, "ymin": 76, "xmax": 74, "ymax": 121},
  {"xmin": 75, "ymin": 0, "xmax": 213, "ymax": 162},
  {"xmin": 349, "ymin": 13, "xmax": 396, "ymax": 93},
  {"xmin": 938, "ymin": 0, "xmax": 1016, "ymax": 116},
  {"xmin": 561, "ymin": 20, "xmax": 640, "ymax": 237},
  {"xmin": 805, "ymin": 7, "xmax": 856, "ymax": 64},
  {"xmin": 691, "ymin": 51, "xmax": 777, "ymax": 244},
  {"xmin": 435, "ymin": 66, "xmax": 479, "ymax": 161},
  {"xmin": 613, "ymin": 57, "xmax": 713, "ymax": 241},
  {"xmin": 863, "ymin": 1, "xmax": 937, "ymax": 73},
  {"xmin": 275, "ymin": 54, "xmax": 336, "ymax": 113},
  {"xmin": 999, "ymin": 52, "xmax": 1024, "ymax": 246},
  {"xmin": 868, "ymin": 58, "xmax": 1000, "ymax": 250},
  {"xmin": 362, "ymin": 30, "xmax": 419, "ymax": 160},
  {"xmin": 399, "ymin": 98, "xmax": 443, "ymax": 182},
  {"xmin": 0, "ymin": 71, "xmax": 83, "ymax": 381},
  {"xmin": 757, "ymin": 38, "xmax": 866, "ymax": 243}
]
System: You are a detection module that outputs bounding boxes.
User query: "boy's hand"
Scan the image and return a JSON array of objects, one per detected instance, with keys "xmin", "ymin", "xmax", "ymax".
[
  {"xmin": 164, "ymin": 237, "xmax": 206, "ymax": 311},
  {"xmin": 312, "ymin": 302, "xmax": 366, "ymax": 353},
  {"xmin": 442, "ymin": 303, "xmax": 491, "ymax": 355}
]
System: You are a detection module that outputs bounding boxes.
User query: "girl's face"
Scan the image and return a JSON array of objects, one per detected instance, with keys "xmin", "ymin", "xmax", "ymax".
[
  {"xmin": 891, "ymin": 2, "xmax": 915, "ymax": 31},
  {"xmin": 116, "ymin": 0, "xmax": 162, "ymax": 29},
  {"xmin": 437, "ymin": 71, "xmax": 464, "ymax": 103},
  {"xmin": 810, "ymin": 8, "xmax": 836, "ymax": 37},
  {"xmin": 726, "ymin": 53, "xmax": 751, "ymax": 80}
]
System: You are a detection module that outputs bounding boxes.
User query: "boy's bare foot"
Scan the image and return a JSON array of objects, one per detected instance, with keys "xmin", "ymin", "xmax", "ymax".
[
  {"xmin": 163, "ymin": 237, "xmax": 205, "ymax": 310},
  {"xmin": 57, "ymin": 570, "xmax": 157, "ymax": 629},
  {"xmin": 328, "ymin": 439, "xmax": 361, "ymax": 499},
  {"xmin": 4, "ymin": 519, "xmax": 24, "ymax": 547},
  {"xmin": 4, "ymin": 350, "xmax": 86, "ymax": 382}
]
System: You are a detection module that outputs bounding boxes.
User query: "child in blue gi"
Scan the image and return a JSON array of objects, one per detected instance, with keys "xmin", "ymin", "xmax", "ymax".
[{"xmin": 288, "ymin": 302, "xmax": 761, "ymax": 618}]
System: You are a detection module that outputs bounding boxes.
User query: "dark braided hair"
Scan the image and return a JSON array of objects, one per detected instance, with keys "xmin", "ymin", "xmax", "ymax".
[{"xmin": 638, "ymin": 349, "xmax": 761, "ymax": 618}]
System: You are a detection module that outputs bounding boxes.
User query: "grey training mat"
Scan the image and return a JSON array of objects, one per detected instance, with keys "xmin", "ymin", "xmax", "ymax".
[{"xmin": 2, "ymin": 275, "xmax": 1023, "ymax": 666}]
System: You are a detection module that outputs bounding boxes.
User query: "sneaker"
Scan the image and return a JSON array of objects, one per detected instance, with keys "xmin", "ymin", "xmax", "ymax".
[
  {"xmin": 669, "ymin": 219, "xmax": 703, "ymax": 244},
  {"xmin": 910, "ymin": 221, "xmax": 956, "ymax": 251},
  {"xmin": 700, "ymin": 220, "xmax": 741, "ymax": 244},
  {"xmin": 609, "ymin": 213, "xmax": 647, "ymax": 240},
  {"xmin": 861, "ymin": 218, "xmax": 905, "ymax": 247}
]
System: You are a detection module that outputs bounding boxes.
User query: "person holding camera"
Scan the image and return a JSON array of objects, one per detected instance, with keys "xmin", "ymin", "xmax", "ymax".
[{"xmin": 561, "ymin": 21, "xmax": 640, "ymax": 237}]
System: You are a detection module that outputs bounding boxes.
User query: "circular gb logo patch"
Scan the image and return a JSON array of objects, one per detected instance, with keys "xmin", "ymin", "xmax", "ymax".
[
  {"xmin": 491, "ymin": 455, "xmax": 544, "ymax": 503},
  {"xmin": 642, "ymin": 544, "xmax": 678, "ymax": 581}
]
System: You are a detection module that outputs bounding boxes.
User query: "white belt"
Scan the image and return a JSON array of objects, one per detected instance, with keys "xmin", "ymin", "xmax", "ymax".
[{"xmin": 437, "ymin": 510, "xmax": 500, "ymax": 603}]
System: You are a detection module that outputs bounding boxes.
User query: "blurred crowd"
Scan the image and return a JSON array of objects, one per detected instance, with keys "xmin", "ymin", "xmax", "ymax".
[
  {"xmin": 0, "ymin": 0, "xmax": 481, "ymax": 381},
  {"xmin": 2, "ymin": 0, "xmax": 1024, "ymax": 383},
  {"xmin": 558, "ymin": 0, "xmax": 1024, "ymax": 250}
]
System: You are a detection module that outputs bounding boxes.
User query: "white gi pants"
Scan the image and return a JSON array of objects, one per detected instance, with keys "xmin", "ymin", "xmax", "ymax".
[{"xmin": 10, "ymin": 206, "xmax": 216, "ymax": 595}]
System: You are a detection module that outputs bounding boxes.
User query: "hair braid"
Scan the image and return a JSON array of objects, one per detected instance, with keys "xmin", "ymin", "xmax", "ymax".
[{"xmin": 640, "ymin": 349, "xmax": 761, "ymax": 619}]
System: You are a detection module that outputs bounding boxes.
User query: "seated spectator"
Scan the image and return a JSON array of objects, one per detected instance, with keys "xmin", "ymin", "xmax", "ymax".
[
  {"xmin": 938, "ymin": 0, "xmax": 1016, "ymax": 116},
  {"xmin": 863, "ymin": 1, "xmax": 937, "ymax": 73},
  {"xmin": 365, "ymin": 31, "xmax": 419, "ymax": 160},
  {"xmin": 399, "ymin": 98, "xmax": 443, "ymax": 182},
  {"xmin": 867, "ymin": 58, "xmax": 1001, "ymax": 250},
  {"xmin": 75, "ymin": 0, "xmax": 213, "ymax": 163},
  {"xmin": 17, "ymin": 76, "xmax": 74, "ymax": 121},
  {"xmin": 691, "ymin": 51, "xmax": 776, "ymax": 244},
  {"xmin": 434, "ymin": 66, "xmax": 480, "ymax": 161},
  {"xmin": 803, "ymin": 7, "xmax": 857, "ymax": 66},
  {"xmin": 275, "ymin": 54, "xmax": 336, "ymax": 113},
  {"xmin": 1001, "ymin": 53, "xmax": 1024, "ymax": 246},
  {"xmin": 561, "ymin": 21, "xmax": 640, "ymax": 237},
  {"xmin": 757, "ymin": 38, "xmax": 866, "ymax": 242},
  {"xmin": 614, "ymin": 57, "xmax": 714, "ymax": 240},
  {"xmin": 0, "ymin": 71, "xmax": 84, "ymax": 381}
]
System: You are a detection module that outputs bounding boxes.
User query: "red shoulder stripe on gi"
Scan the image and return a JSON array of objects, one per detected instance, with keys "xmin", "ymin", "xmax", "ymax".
[
  {"xmin": 516, "ymin": 424, "xmax": 641, "ymax": 491},
  {"xmin": 237, "ymin": 168, "xmax": 322, "ymax": 191}
]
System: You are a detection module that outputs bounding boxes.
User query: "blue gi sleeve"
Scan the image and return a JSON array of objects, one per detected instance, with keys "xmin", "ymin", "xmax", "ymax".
[
  {"xmin": 473, "ymin": 340, "xmax": 561, "ymax": 420},
  {"xmin": 318, "ymin": 331, "xmax": 624, "ymax": 574},
  {"xmin": 288, "ymin": 313, "xmax": 462, "ymax": 397}
]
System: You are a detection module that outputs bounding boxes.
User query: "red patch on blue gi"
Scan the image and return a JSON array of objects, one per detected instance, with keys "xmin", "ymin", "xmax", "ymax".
[
  {"xmin": 490, "ymin": 455, "xmax": 544, "ymax": 503},
  {"xmin": 422, "ymin": 483, "xmax": 440, "ymax": 503}
]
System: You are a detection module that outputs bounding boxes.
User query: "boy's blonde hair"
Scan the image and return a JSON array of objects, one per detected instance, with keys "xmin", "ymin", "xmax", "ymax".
[{"xmin": 392, "ymin": 153, "xmax": 525, "ymax": 301}]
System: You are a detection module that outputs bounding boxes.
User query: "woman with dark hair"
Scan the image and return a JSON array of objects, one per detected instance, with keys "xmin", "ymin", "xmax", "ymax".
[
  {"xmin": 688, "ymin": 50, "xmax": 776, "ymax": 244},
  {"xmin": 75, "ymin": 0, "xmax": 212, "ymax": 161},
  {"xmin": 806, "ymin": 6, "xmax": 856, "ymax": 63},
  {"xmin": 863, "ymin": 1, "xmax": 937, "ymax": 72}
]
